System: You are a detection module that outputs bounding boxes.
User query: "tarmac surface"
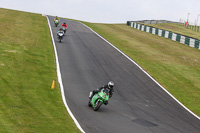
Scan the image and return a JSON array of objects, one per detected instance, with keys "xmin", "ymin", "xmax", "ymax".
[{"xmin": 48, "ymin": 16, "xmax": 200, "ymax": 133}]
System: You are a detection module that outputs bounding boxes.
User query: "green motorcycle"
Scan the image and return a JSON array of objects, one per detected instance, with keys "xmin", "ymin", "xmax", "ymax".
[
  {"xmin": 54, "ymin": 19, "xmax": 59, "ymax": 27},
  {"xmin": 88, "ymin": 88, "xmax": 109, "ymax": 111}
]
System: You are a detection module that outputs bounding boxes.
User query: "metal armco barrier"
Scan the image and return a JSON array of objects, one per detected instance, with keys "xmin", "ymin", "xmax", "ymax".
[{"xmin": 127, "ymin": 21, "xmax": 200, "ymax": 50}]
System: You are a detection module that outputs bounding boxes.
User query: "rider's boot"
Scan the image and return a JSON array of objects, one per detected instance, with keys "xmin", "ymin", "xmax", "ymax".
[{"xmin": 89, "ymin": 92, "xmax": 93, "ymax": 99}]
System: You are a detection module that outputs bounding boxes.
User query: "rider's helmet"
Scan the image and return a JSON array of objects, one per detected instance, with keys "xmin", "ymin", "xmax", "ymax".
[
  {"xmin": 63, "ymin": 22, "xmax": 66, "ymax": 25},
  {"xmin": 108, "ymin": 81, "xmax": 114, "ymax": 89}
]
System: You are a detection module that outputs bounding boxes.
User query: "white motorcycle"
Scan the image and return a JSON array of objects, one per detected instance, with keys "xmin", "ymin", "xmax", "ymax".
[{"xmin": 57, "ymin": 31, "xmax": 64, "ymax": 42}]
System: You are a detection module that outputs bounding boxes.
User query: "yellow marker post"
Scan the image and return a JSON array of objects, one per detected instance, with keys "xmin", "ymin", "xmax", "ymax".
[{"xmin": 51, "ymin": 80, "xmax": 55, "ymax": 89}]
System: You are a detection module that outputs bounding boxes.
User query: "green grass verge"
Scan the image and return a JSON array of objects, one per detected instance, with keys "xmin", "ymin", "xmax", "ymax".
[
  {"xmin": 0, "ymin": 8, "xmax": 81, "ymax": 133},
  {"xmin": 81, "ymin": 21, "xmax": 200, "ymax": 116}
]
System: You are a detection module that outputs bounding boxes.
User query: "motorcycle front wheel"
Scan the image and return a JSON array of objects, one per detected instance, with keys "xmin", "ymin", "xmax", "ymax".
[
  {"xmin": 59, "ymin": 36, "xmax": 62, "ymax": 43},
  {"xmin": 93, "ymin": 100, "xmax": 103, "ymax": 111}
]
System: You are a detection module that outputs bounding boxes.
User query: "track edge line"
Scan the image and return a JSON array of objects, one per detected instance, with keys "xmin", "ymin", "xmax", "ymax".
[{"xmin": 46, "ymin": 16, "xmax": 85, "ymax": 133}]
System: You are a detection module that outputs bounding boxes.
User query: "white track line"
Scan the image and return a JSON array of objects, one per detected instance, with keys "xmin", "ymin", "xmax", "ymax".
[
  {"xmin": 46, "ymin": 16, "xmax": 85, "ymax": 133},
  {"xmin": 80, "ymin": 22, "xmax": 200, "ymax": 120}
]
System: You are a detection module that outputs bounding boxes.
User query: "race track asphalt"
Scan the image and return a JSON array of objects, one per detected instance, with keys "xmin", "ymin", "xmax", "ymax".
[{"xmin": 48, "ymin": 16, "xmax": 200, "ymax": 133}]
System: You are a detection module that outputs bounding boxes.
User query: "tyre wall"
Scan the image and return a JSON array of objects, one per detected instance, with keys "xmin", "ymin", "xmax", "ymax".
[{"xmin": 127, "ymin": 21, "xmax": 200, "ymax": 50}]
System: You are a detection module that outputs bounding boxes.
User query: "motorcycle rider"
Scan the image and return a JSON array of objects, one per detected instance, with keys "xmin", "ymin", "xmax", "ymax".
[
  {"xmin": 57, "ymin": 28, "xmax": 65, "ymax": 36},
  {"xmin": 89, "ymin": 81, "xmax": 114, "ymax": 105},
  {"xmin": 54, "ymin": 16, "xmax": 60, "ymax": 22},
  {"xmin": 61, "ymin": 22, "xmax": 68, "ymax": 29}
]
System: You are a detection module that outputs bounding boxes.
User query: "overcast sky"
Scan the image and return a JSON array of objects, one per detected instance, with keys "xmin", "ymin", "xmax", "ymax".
[{"xmin": 1, "ymin": 0, "xmax": 200, "ymax": 24}]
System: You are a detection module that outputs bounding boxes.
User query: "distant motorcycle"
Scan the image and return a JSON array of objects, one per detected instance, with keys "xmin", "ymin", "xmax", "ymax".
[
  {"xmin": 57, "ymin": 32, "xmax": 64, "ymax": 42},
  {"xmin": 88, "ymin": 88, "xmax": 109, "ymax": 111},
  {"xmin": 54, "ymin": 20, "xmax": 59, "ymax": 27}
]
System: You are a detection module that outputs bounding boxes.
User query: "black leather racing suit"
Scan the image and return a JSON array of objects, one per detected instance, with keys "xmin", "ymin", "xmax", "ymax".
[{"xmin": 94, "ymin": 85, "xmax": 114, "ymax": 98}]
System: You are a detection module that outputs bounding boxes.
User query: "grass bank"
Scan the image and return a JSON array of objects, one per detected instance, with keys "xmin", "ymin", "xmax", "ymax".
[
  {"xmin": 0, "ymin": 8, "xmax": 80, "ymax": 133},
  {"xmin": 81, "ymin": 22, "xmax": 200, "ymax": 116},
  {"xmin": 148, "ymin": 23, "xmax": 200, "ymax": 40}
]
